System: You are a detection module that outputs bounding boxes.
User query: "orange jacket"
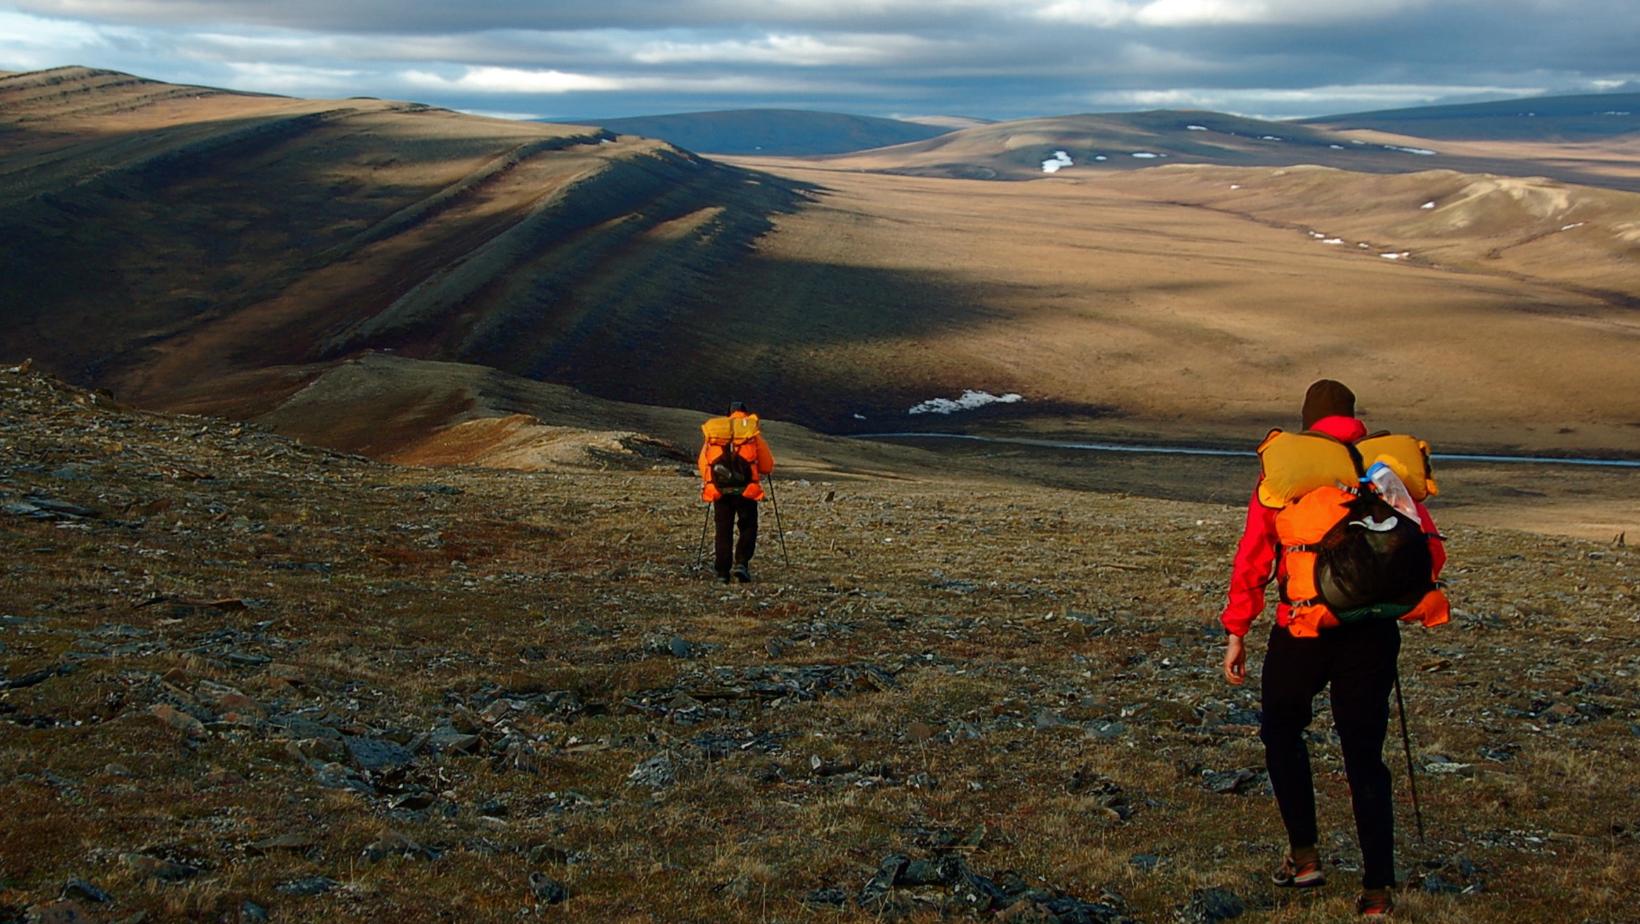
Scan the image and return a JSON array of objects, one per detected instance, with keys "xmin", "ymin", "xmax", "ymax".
[{"xmin": 698, "ymin": 412, "xmax": 775, "ymax": 502}]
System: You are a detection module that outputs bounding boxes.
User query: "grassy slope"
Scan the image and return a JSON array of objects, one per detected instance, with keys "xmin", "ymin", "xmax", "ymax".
[
  {"xmin": 0, "ymin": 67, "xmax": 810, "ymax": 413},
  {"xmin": 3, "ymin": 368, "xmax": 1637, "ymax": 923},
  {"xmin": 708, "ymin": 158, "xmax": 1640, "ymax": 456},
  {"xmin": 584, "ymin": 110, "xmax": 952, "ymax": 156}
]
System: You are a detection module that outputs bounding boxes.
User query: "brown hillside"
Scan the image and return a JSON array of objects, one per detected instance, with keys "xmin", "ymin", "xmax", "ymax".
[
  {"xmin": 2, "ymin": 68, "xmax": 1636, "ymax": 463},
  {"xmin": 0, "ymin": 67, "xmax": 810, "ymax": 412}
]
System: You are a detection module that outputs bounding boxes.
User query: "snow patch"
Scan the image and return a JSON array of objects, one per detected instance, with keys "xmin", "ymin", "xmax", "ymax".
[
  {"xmin": 1041, "ymin": 150, "xmax": 1074, "ymax": 174},
  {"xmin": 1420, "ymin": 201, "xmax": 1436, "ymax": 209},
  {"xmin": 1131, "ymin": 152, "xmax": 1162, "ymax": 158},
  {"xmin": 1229, "ymin": 184, "xmax": 1242, "ymax": 190},
  {"xmin": 1186, "ymin": 124, "xmax": 1208, "ymax": 131},
  {"xmin": 909, "ymin": 390, "xmax": 1024, "ymax": 416},
  {"xmin": 1329, "ymin": 144, "xmax": 1345, "ymax": 149},
  {"xmin": 1379, "ymin": 251, "xmax": 1411, "ymax": 261},
  {"xmin": 1322, "ymin": 238, "xmax": 1344, "ymax": 245},
  {"xmin": 1386, "ymin": 145, "xmax": 1437, "ymax": 156},
  {"xmin": 1260, "ymin": 135, "xmax": 1283, "ymax": 141},
  {"xmin": 1094, "ymin": 154, "xmax": 1108, "ymax": 161},
  {"xmin": 1560, "ymin": 222, "xmax": 1585, "ymax": 231},
  {"xmin": 853, "ymin": 413, "xmax": 868, "ymax": 420}
]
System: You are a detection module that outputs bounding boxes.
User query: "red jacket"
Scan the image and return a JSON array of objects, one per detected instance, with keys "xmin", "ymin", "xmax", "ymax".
[{"xmin": 1220, "ymin": 415, "xmax": 1446, "ymax": 638}]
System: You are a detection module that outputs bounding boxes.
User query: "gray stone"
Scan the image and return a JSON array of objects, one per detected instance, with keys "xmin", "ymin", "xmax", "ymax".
[
  {"xmin": 425, "ymin": 726, "xmax": 482, "ymax": 754},
  {"xmin": 528, "ymin": 872, "xmax": 568, "ymax": 905},
  {"xmin": 802, "ymin": 887, "xmax": 846, "ymax": 908},
  {"xmin": 272, "ymin": 716, "xmax": 342, "ymax": 740},
  {"xmin": 1176, "ymin": 887, "xmax": 1244, "ymax": 923},
  {"xmin": 627, "ymin": 753, "xmax": 676, "ymax": 789},
  {"xmin": 59, "ymin": 879, "xmax": 111, "ymax": 903},
  {"xmin": 275, "ymin": 876, "xmax": 338, "ymax": 897},
  {"xmin": 362, "ymin": 831, "xmax": 429, "ymax": 863},
  {"xmin": 344, "ymin": 736, "xmax": 414, "ymax": 774},
  {"xmin": 859, "ymin": 854, "xmax": 908, "ymax": 911},
  {"xmin": 121, "ymin": 854, "xmax": 198, "ymax": 882}
]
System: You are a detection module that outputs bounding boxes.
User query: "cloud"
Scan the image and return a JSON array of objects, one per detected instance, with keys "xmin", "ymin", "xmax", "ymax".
[
  {"xmin": 401, "ymin": 66, "xmax": 620, "ymax": 94},
  {"xmin": 1132, "ymin": 0, "xmax": 1428, "ymax": 27},
  {"xmin": 0, "ymin": 9, "xmax": 117, "ymax": 69},
  {"xmin": 630, "ymin": 32, "xmax": 936, "ymax": 67},
  {"xmin": 1, "ymin": 0, "xmax": 1635, "ymax": 120}
]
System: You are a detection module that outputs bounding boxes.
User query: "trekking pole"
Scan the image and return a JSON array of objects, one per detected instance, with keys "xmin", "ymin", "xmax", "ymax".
[
  {"xmin": 696, "ymin": 503, "xmax": 711, "ymax": 572},
  {"xmin": 764, "ymin": 473, "xmax": 792, "ymax": 568},
  {"xmin": 1394, "ymin": 672, "xmax": 1426, "ymax": 842}
]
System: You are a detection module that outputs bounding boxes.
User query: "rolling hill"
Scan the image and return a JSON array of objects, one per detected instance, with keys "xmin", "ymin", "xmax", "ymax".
[
  {"xmin": 816, "ymin": 106, "xmax": 1640, "ymax": 192},
  {"xmin": 0, "ymin": 67, "xmax": 811, "ymax": 416},
  {"xmin": 2, "ymin": 66, "xmax": 1637, "ymax": 462},
  {"xmin": 580, "ymin": 109, "xmax": 952, "ymax": 155}
]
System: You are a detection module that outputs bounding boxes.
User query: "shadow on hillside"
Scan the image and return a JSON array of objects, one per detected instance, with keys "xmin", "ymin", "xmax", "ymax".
[{"xmin": 479, "ymin": 247, "xmax": 1131, "ymax": 433}]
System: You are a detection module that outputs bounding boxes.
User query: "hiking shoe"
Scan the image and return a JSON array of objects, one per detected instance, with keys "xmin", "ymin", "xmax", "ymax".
[
  {"xmin": 714, "ymin": 570, "xmax": 731, "ymax": 584},
  {"xmin": 1356, "ymin": 889, "xmax": 1393, "ymax": 916},
  {"xmin": 732, "ymin": 564, "xmax": 752, "ymax": 583},
  {"xmin": 1271, "ymin": 855, "xmax": 1325, "ymax": 889}
]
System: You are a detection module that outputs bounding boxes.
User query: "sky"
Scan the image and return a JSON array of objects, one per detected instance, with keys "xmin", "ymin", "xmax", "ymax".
[{"xmin": 1, "ymin": 1, "xmax": 1636, "ymax": 122}]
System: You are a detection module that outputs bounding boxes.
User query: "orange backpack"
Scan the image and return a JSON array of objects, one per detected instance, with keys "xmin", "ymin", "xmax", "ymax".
[{"xmin": 1258, "ymin": 430, "xmax": 1450, "ymax": 638}]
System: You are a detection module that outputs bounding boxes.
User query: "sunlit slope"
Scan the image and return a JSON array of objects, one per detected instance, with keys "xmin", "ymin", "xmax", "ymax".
[
  {"xmin": 1111, "ymin": 164, "xmax": 1640, "ymax": 305},
  {"xmin": 0, "ymin": 67, "xmax": 810, "ymax": 408},
  {"xmin": 711, "ymin": 158, "xmax": 1639, "ymax": 454}
]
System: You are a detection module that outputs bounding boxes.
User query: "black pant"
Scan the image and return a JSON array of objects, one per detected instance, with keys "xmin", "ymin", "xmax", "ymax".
[
  {"xmin": 712, "ymin": 496, "xmax": 758, "ymax": 576},
  {"xmin": 1259, "ymin": 620, "xmax": 1401, "ymax": 889}
]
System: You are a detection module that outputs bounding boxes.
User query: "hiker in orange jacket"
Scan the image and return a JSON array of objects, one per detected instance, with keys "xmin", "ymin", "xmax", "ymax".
[
  {"xmin": 1220, "ymin": 380, "xmax": 1446, "ymax": 918},
  {"xmin": 698, "ymin": 402, "xmax": 774, "ymax": 583}
]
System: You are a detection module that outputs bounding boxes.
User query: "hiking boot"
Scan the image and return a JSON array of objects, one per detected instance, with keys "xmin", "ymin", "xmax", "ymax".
[
  {"xmin": 1355, "ymin": 889, "xmax": 1393, "ymax": 916},
  {"xmin": 1271, "ymin": 854, "xmax": 1325, "ymax": 889},
  {"xmin": 732, "ymin": 564, "xmax": 752, "ymax": 583},
  {"xmin": 714, "ymin": 569, "xmax": 731, "ymax": 584}
]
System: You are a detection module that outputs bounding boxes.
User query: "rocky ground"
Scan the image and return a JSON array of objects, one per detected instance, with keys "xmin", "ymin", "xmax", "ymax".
[{"xmin": 2, "ymin": 362, "xmax": 1637, "ymax": 923}]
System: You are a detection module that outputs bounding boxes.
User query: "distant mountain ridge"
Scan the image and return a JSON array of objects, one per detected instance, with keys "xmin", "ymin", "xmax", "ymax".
[
  {"xmin": 572, "ymin": 108, "xmax": 953, "ymax": 155},
  {"xmin": 815, "ymin": 104, "xmax": 1640, "ymax": 191},
  {"xmin": 1307, "ymin": 92, "xmax": 1640, "ymax": 140},
  {"xmin": 816, "ymin": 109, "xmax": 1453, "ymax": 179}
]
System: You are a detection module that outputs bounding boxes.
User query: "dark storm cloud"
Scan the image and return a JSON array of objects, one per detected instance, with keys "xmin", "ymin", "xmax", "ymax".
[{"xmin": 1, "ymin": 0, "xmax": 1635, "ymax": 120}]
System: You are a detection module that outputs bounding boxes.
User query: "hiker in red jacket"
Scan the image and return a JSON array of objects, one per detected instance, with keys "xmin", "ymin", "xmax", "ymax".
[
  {"xmin": 697, "ymin": 402, "xmax": 775, "ymax": 583},
  {"xmin": 1220, "ymin": 380, "xmax": 1446, "ymax": 917}
]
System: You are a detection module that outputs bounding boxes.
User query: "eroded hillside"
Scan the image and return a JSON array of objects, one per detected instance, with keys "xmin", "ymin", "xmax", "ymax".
[{"xmin": 0, "ymin": 67, "xmax": 811, "ymax": 413}]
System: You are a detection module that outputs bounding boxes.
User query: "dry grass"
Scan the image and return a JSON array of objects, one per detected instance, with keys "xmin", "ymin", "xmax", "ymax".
[{"xmin": 3, "ymin": 367, "xmax": 1637, "ymax": 922}]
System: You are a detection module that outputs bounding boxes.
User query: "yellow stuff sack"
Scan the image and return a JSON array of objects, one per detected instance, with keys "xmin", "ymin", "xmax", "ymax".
[
  {"xmin": 701, "ymin": 414, "xmax": 760, "ymax": 442},
  {"xmin": 1256, "ymin": 429, "xmax": 1437, "ymax": 508},
  {"xmin": 1355, "ymin": 433, "xmax": 1438, "ymax": 500},
  {"xmin": 1256, "ymin": 430, "xmax": 1356, "ymax": 508}
]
